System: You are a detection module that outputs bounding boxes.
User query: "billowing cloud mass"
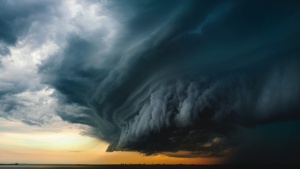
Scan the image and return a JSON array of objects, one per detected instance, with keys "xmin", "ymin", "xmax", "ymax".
[
  {"xmin": 0, "ymin": 0, "xmax": 60, "ymax": 125},
  {"xmin": 1, "ymin": 0, "xmax": 300, "ymax": 164}
]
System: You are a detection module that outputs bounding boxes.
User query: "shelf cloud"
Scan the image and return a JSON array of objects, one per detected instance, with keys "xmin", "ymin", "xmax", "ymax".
[{"xmin": 1, "ymin": 0, "xmax": 300, "ymax": 164}]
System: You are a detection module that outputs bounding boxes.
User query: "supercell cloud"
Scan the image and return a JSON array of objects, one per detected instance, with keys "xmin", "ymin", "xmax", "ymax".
[
  {"xmin": 40, "ymin": 0, "xmax": 300, "ymax": 158},
  {"xmin": 1, "ymin": 0, "xmax": 300, "ymax": 164}
]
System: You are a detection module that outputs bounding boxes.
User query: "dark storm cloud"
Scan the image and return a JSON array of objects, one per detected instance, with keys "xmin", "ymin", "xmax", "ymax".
[
  {"xmin": 0, "ymin": 43, "xmax": 10, "ymax": 56},
  {"xmin": 0, "ymin": 0, "xmax": 59, "ymax": 55},
  {"xmin": 227, "ymin": 121, "xmax": 300, "ymax": 164},
  {"xmin": 0, "ymin": 0, "xmax": 61, "ymax": 123},
  {"xmin": 40, "ymin": 0, "xmax": 300, "ymax": 162},
  {"xmin": 0, "ymin": 0, "xmax": 56, "ymax": 57},
  {"xmin": 0, "ymin": 80, "xmax": 30, "ymax": 118}
]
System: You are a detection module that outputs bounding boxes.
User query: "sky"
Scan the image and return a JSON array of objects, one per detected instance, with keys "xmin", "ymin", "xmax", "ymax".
[{"xmin": 0, "ymin": 0, "xmax": 300, "ymax": 165}]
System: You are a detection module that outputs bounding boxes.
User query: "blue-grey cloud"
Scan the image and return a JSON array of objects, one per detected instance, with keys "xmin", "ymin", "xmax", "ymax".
[
  {"xmin": 227, "ymin": 121, "xmax": 300, "ymax": 164},
  {"xmin": 0, "ymin": 0, "xmax": 62, "ymax": 126},
  {"xmin": 0, "ymin": 0, "xmax": 58, "ymax": 45},
  {"xmin": 35, "ymin": 0, "xmax": 300, "ymax": 163}
]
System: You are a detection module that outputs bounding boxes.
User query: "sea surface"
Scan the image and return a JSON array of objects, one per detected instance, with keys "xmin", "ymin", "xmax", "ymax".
[{"xmin": 0, "ymin": 165, "xmax": 299, "ymax": 169}]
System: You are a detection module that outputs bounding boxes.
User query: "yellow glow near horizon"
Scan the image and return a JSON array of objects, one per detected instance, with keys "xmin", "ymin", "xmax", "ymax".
[
  {"xmin": 0, "ymin": 131, "xmax": 103, "ymax": 164},
  {"xmin": 0, "ymin": 131, "xmax": 222, "ymax": 164},
  {"xmin": 0, "ymin": 132, "xmax": 99, "ymax": 151}
]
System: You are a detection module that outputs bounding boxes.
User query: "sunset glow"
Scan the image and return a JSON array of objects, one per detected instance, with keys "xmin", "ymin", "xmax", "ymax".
[{"xmin": 0, "ymin": 128, "xmax": 220, "ymax": 164}]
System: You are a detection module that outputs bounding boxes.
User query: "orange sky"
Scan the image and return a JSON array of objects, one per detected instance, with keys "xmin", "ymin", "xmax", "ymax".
[
  {"xmin": 0, "ymin": 131, "xmax": 222, "ymax": 164},
  {"xmin": 0, "ymin": 118, "xmax": 222, "ymax": 165}
]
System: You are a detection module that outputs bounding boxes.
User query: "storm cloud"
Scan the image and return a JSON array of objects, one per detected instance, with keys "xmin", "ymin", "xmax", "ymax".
[
  {"xmin": 1, "ymin": 0, "xmax": 299, "ymax": 164},
  {"xmin": 0, "ymin": 0, "xmax": 62, "ymax": 126},
  {"xmin": 0, "ymin": 0, "xmax": 58, "ymax": 53},
  {"xmin": 38, "ymin": 0, "xmax": 300, "ymax": 161}
]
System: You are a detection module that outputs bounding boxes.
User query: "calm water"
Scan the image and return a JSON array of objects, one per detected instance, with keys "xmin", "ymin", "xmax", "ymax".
[{"xmin": 0, "ymin": 165, "xmax": 299, "ymax": 169}]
